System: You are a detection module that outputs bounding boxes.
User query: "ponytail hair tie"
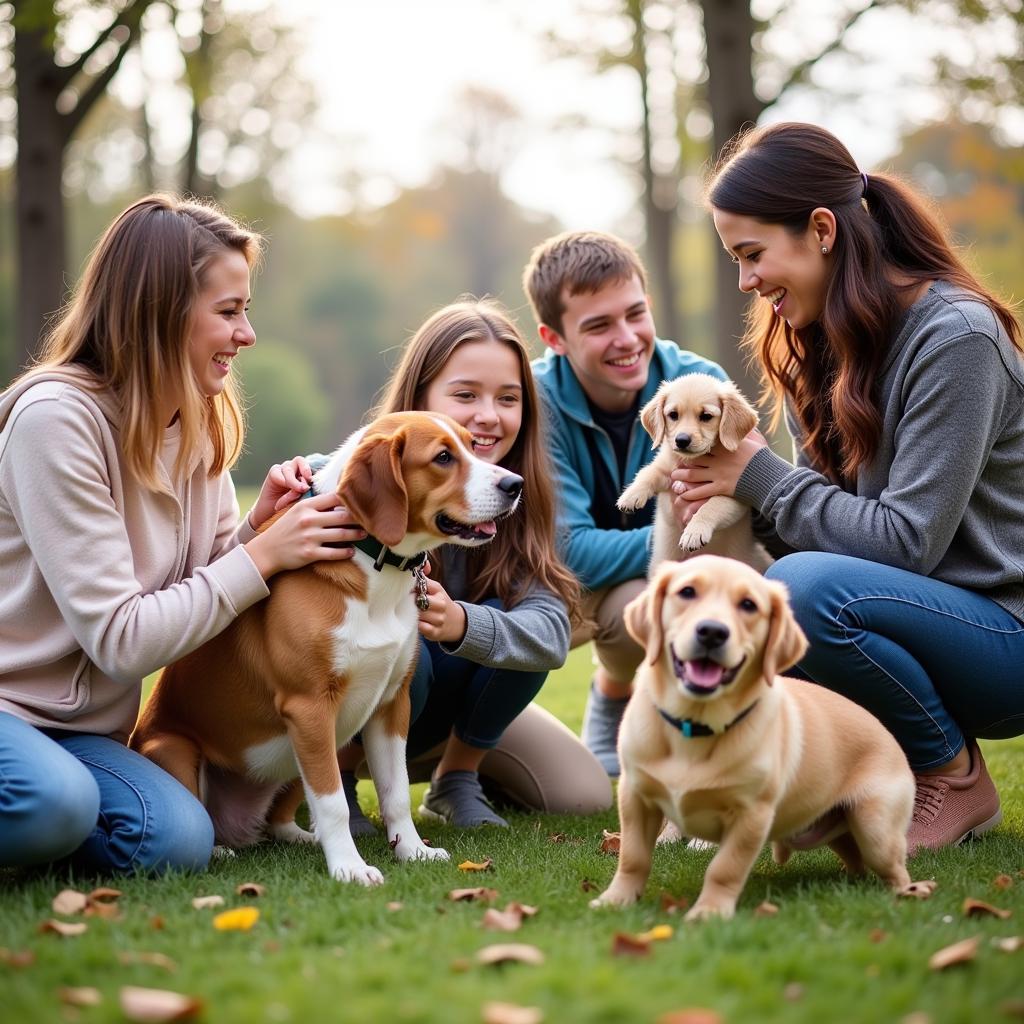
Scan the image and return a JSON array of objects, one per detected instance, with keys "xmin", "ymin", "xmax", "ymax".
[{"xmin": 860, "ymin": 171, "xmax": 869, "ymax": 196}]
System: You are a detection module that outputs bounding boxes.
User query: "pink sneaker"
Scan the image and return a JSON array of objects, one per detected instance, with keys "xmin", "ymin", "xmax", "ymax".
[{"xmin": 906, "ymin": 743, "xmax": 1002, "ymax": 856}]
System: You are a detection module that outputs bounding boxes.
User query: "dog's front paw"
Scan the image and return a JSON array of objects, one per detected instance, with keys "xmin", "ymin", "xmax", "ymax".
[
  {"xmin": 684, "ymin": 899, "xmax": 735, "ymax": 922},
  {"xmin": 617, "ymin": 485, "xmax": 652, "ymax": 512},
  {"xmin": 331, "ymin": 859, "xmax": 385, "ymax": 886},
  {"xmin": 408, "ymin": 843, "xmax": 450, "ymax": 863},
  {"xmin": 680, "ymin": 522, "xmax": 713, "ymax": 551},
  {"xmin": 211, "ymin": 844, "xmax": 237, "ymax": 859},
  {"xmin": 589, "ymin": 883, "xmax": 641, "ymax": 909}
]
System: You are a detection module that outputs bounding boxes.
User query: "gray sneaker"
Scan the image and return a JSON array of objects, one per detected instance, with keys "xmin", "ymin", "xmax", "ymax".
[
  {"xmin": 342, "ymin": 771, "xmax": 378, "ymax": 838},
  {"xmin": 418, "ymin": 770, "xmax": 509, "ymax": 827},
  {"xmin": 582, "ymin": 682, "xmax": 628, "ymax": 777}
]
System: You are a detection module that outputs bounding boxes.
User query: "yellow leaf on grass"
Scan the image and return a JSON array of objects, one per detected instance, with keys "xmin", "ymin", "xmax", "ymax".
[
  {"xmin": 458, "ymin": 859, "xmax": 494, "ymax": 872},
  {"xmin": 119, "ymin": 985, "xmax": 202, "ymax": 1022},
  {"xmin": 637, "ymin": 924, "xmax": 674, "ymax": 942},
  {"xmin": 212, "ymin": 907, "xmax": 260, "ymax": 931}
]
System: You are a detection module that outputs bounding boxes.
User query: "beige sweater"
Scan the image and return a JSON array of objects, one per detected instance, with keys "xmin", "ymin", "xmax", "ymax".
[{"xmin": 0, "ymin": 367, "xmax": 269, "ymax": 741}]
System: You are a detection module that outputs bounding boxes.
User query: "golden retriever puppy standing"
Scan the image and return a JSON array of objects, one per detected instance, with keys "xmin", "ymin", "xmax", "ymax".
[
  {"xmin": 591, "ymin": 556, "xmax": 922, "ymax": 920},
  {"xmin": 617, "ymin": 373, "xmax": 771, "ymax": 574}
]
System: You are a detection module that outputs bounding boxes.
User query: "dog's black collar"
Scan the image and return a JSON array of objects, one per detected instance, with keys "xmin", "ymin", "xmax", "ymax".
[
  {"xmin": 300, "ymin": 455, "xmax": 426, "ymax": 575},
  {"xmin": 657, "ymin": 699, "xmax": 760, "ymax": 738}
]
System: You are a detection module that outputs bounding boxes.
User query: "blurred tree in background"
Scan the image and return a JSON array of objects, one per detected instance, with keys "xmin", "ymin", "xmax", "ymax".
[{"xmin": 1, "ymin": 1, "xmax": 1022, "ymax": 482}]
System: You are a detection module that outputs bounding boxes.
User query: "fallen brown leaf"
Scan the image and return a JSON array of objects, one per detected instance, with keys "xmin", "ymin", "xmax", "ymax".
[
  {"xmin": 506, "ymin": 902, "xmax": 538, "ymax": 918},
  {"xmin": 482, "ymin": 907, "xmax": 528, "ymax": 933},
  {"xmin": 0, "ymin": 948, "xmax": 35, "ymax": 968},
  {"xmin": 901, "ymin": 1014, "xmax": 932, "ymax": 1024},
  {"xmin": 39, "ymin": 919, "xmax": 87, "ymax": 937},
  {"xmin": 611, "ymin": 932, "xmax": 651, "ymax": 957},
  {"xmin": 458, "ymin": 858, "xmax": 494, "ymax": 873},
  {"xmin": 548, "ymin": 833, "xmax": 566, "ymax": 843},
  {"xmin": 928, "ymin": 936, "xmax": 980, "ymax": 971},
  {"xmin": 783, "ymin": 983, "xmax": 804, "ymax": 1003},
  {"xmin": 385, "ymin": 902, "xmax": 403, "ymax": 912},
  {"xmin": 899, "ymin": 880, "xmax": 938, "ymax": 900},
  {"xmin": 963, "ymin": 897, "xmax": 1012, "ymax": 920},
  {"xmin": 659, "ymin": 892, "xmax": 690, "ymax": 914},
  {"xmin": 149, "ymin": 916, "xmax": 166, "ymax": 931},
  {"xmin": 1000, "ymin": 999, "xmax": 1024, "ymax": 1018},
  {"xmin": 59, "ymin": 987, "xmax": 102, "ymax": 1007},
  {"xmin": 869, "ymin": 928, "xmax": 888, "ymax": 944},
  {"xmin": 994, "ymin": 936, "xmax": 1024, "ymax": 953},
  {"xmin": 84, "ymin": 900, "xmax": 122, "ymax": 920},
  {"xmin": 754, "ymin": 901, "xmax": 779, "ymax": 917},
  {"xmin": 190, "ymin": 895, "xmax": 225, "ymax": 910},
  {"xmin": 117, "ymin": 951, "xmax": 178, "ymax": 972},
  {"xmin": 119, "ymin": 985, "xmax": 203, "ymax": 1022},
  {"xmin": 235, "ymin": 883, "xmax": 266, "ymax": 898},
  {"xmin": 994, "ymin": 874, "xmax": 1014, "ymax": 890},
  {"xmin": 599, "ymin": 830, "xmax": 621, "ymax": 855},
  {"xmin": 656, "ymin": 1010, "xmax": 723, "ymax": 1024},
  {"xmin": 580, "ymin": 879, "xmax": 598, "ymax": 893},
  {"xmin": 52, "ymin": 889, "xmax": 88, "ymax": 916},
  {"xmin": 481, "ymin": 1001, "xmax": 544, "ymax": 1024},
  {"xmin": 475, "ymin": 943, "xmax": 545, "ymax": 967},
  {"xmin": 449, "ymin": 887, "xmax": 500, "ymax": 903},
  {"xmin": 88, "ymin": 887, "xmax": 123, "ymax": 903}
]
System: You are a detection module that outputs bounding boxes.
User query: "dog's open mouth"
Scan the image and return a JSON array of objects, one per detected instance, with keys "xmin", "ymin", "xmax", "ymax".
[
  {"xmin": 435, "ymin": 512, "xmax": 498, "ymax": 542},
  {"xmin": 671, "ymin": 649, "xmax": 743, "ymax": 695}
]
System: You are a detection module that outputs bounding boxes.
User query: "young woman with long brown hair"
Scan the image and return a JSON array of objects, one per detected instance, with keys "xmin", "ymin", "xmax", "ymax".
[
  {"xmin": 677, "ymin": 121, "xmax": 1024, "ymax": 854},
  {"xmin": 0, "ymin": 194, "xmax": 365, "ymax": 873},
  {"xmin": 340, "ymin": 299, "xmax": 611, "ymax": 829}
]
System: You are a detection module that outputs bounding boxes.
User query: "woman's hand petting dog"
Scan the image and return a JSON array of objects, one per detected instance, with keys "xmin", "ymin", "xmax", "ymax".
[
  {"xmin": 416, "ymin": 569, "xmax": 468, "ymax": 645},
  {"xmin": 674, "ymin": 429, "xmax": 768, "ymax": 503},
  {"xmin": 250, "ymin": 456, "xmax": 315, "ymax": 528},
  {"xmin": 245, "ymin": 492, "xmax": 368, "ymax": 579}
]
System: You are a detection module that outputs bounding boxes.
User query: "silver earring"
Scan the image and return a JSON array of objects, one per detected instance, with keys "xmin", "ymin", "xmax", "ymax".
[{"xmin": 821, "ymin": 246, "xmax": 829, "ymax": 255}]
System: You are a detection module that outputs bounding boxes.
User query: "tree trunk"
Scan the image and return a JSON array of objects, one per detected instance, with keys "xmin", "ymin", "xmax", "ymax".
[
  {"xmin": 629, "ymin": 0, "xmax": 680, "ymax": 345},
  {"xmin": 13, "ymin": 24, "xmax": 67, "ymax": 372},
  {"xmin": 700, "ymin": 0, "xmax": 764, "ymax": 403}
]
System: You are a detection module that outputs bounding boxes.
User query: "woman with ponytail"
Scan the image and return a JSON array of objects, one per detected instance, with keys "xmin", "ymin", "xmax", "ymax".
[{"xmin": 679, "ymin": 121, "xmax": 1024, "ymax": 854}]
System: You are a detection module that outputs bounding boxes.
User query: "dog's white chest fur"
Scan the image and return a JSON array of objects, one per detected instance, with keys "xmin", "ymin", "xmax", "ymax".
[{"xmin": 243, "ymin": 560, "xmax": 418, "ymax": 783}]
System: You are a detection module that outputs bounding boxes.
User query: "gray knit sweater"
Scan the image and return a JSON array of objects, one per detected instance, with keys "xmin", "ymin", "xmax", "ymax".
[
  {"xmin": 434, "ymin": 548, "xmax": 570, "ymax": 672},
  {"xmin": 736, "ymin": 280, "xmax": 1024, "ymax": 623}
]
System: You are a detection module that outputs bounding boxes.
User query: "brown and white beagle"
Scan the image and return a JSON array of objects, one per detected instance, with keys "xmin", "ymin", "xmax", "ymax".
[{"xmin": 130, "ymin": 412, "xmax": 522, "ymax": 884}]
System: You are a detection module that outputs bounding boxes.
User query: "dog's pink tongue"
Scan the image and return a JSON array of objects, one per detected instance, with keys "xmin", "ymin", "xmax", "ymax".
[
  {"xmin": 685, "ymin": 659, "xmax": 726, "ymax": 690},
  {"xmin": 475, "ymin": 520, "xmax": 497, "ymax": 536}
]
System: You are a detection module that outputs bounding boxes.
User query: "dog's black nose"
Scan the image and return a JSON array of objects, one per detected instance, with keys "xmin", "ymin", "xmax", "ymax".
[
  {"xmin": 695, "ymin": 619, "xmax": 729, "ymax": 649},
  {"xmin": 498, "ymin": 473, "xmax": 523, "ymax": 499},
  {"xmin": 674, "ymin": 433, "xmax": 692, "ymax": 451}
]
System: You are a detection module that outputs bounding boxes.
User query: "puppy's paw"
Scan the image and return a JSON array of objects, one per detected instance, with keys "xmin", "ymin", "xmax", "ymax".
[
  {"xmin": 408, "ymin": 844, "xmax": 450, "ymax": 864},
  {"xmin": 681, "ymin": 523, "xmax": 713, "ymax": 551},
  {"xmin": 684, "ymin": 900, "xmax": 734, "ymax": 922},
  {"xmin": 899, "ymin": 879, "xmax": 938, "ymax": 899},
  {"xmin": 589, "ymin": 883, "xmax": 641, "ymax": 909},
  {"xmin": 268, "ymin": 821, "xmax": 317, "ymax": 845},
  {"xmin": 331, "ymin": 860, "xmax": 385, "ymax": 886},
  {"xmin": 656, "ymin": 820, "xmax": 686, "ymax": 845},
  {"xmin": 617, "ymin": 485, "xmax": 652, "ymax": 511}
]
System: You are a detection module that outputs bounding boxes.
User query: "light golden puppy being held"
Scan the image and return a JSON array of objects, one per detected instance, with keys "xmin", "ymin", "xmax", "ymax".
[
  {"xmin": 591, "ymin": 556, "xmax": 925, "ymax": 921},
  {"xmin": 617, "ymin": 373, "xmax": 771, "ymax": 574}
]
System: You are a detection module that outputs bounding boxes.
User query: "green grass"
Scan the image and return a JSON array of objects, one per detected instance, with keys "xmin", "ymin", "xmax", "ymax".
[
  {"xmin": 2, "ymin": 644, "xmax": 1023, "ymax": 1023},
  {"xmin": 3, "ymin": 488, "xmax": 1021, "ymax": 1020}
]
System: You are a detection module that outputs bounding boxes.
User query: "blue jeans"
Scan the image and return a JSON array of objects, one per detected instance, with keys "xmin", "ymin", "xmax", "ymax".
[
  {"xmin": 407, "ymin": 601, "xmax": 548, "ymax": 758},
  {"xmin": 0, "ymin": 712, "xmax": 213, "ymax": 873},
  {"xmin": 767, "ymin": 552, "xmax": 1024, "ymax": 771}
]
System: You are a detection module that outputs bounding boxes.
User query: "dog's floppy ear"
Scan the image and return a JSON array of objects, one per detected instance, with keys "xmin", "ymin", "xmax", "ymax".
[
  {"xmin": 639, "ymin": 384, "xmax": 669, "ymax": 449},
  {"xmin": 339, "ymin": 430, "xmax": 408, "ymax": 548},
  {"xmin": 761, "ymin": 580, "xmax": 808, "ymax": 684},
  {"xmin": 625, "ymin": 563, "xmax": 675, "ymax": 665},
  {"xmin": 717, "ymin": 381, "xmax": 759, "ymax": 452}
]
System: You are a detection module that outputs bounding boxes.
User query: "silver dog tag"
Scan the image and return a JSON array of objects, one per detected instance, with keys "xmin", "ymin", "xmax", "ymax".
[{"xmin": 414, "ymin": 565, "xmax": 430, "ymax": 612}]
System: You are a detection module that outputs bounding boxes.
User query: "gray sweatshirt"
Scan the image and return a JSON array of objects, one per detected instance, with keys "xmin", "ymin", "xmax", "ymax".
[
  {"xmin": 736, "ymin": 280, "xmax": 1024, "ymax": 622},
  {"xmin": 435, "ymin": 548, "xmax": 570, "ymax": 672}
]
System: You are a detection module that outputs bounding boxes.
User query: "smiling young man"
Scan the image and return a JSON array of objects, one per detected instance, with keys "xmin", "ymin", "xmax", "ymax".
[{"xmin": 523, "ymin": 230, "xmax": 726, "ymax": 775}]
